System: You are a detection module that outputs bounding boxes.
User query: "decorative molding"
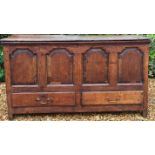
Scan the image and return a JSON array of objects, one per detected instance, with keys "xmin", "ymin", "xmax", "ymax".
[
  {"xmin": 83, "ymin": 47, "xmax": 108, "ymax": 84},
  {"xmin": 10, "ymin": 48, "xmax": 37, "ymax": 85},
  {"xmin": 118, "ymin": 47, "xmax": 143, "ymax": 83},
  {"xmin": 46, "ymin": 48, "xmax": 73, "ymax": 84}
]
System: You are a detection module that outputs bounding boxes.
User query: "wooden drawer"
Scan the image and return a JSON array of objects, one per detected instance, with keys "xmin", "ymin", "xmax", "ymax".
[
  {"xmin": 12, "ymin": 92, "xmax": 75, "ymax": 107},
  {"xmin": 82, "ymin": 91, "xmax": 143, "ymax": 105}
]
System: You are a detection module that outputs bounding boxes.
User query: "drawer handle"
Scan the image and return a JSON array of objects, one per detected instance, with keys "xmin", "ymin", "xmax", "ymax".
[
  {"xmin": 46, "ymin": 97, "xmax": 53, "ymax": 103},
  {"xmin": 107, "ymin": 98, "xmax": 120, "ymax": 103},
  {"xmin": 36, "ymin": 97, "xmax": 47, "ymax": 105},
  {"xmin": 36, "ymin": 97, "xmax": 41, "ymax": 101},
  {"xmin": 35, "ymin": 97, "xmax": 53, "ymax": 105}
]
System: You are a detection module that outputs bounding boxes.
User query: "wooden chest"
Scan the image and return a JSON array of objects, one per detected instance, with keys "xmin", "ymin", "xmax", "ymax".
[{"xmin": 0, "ymin": 35, "xmax": 150, "ymax": 119}]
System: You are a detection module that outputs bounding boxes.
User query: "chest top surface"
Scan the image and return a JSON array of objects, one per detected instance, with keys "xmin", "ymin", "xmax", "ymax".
[{"xmin": 0, "ymin": 35, "xmax": 150, "ymax": 44}]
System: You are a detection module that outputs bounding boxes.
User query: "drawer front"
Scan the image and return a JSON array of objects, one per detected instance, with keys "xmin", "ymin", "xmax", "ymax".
[
  {"xmin": 82, "ymin": 91, "xmax": 143, "ymax": 105},
  {"xmin": 12, "ymin": 92, "xmax": 75, "ymax": 107}
]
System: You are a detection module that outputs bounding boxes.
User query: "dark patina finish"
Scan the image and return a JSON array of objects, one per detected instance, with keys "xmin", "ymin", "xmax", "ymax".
[{"xmin": 0, "ymin": 35, "xmax": 150, "ymax": 119}]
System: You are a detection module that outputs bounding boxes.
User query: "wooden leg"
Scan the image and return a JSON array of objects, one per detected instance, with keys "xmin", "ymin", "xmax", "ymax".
[
  {"xmin": 8, "ymin": 113, "xmax": 14, "ymax": 120},
  {"xmin": 142, "ymin": 110, "xmax": 147, "ymax": 118}
]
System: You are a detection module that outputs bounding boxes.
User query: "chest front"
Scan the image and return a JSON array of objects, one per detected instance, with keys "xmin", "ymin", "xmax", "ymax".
[{"xmin": 1, "ymin": 35, "xmax": 150, "ymax": 119}]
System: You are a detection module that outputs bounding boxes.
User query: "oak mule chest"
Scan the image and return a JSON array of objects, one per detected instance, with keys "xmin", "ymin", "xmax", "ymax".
[{"xmin": 0, "ymin": 35, "xmax": 150, "ymax": 119}]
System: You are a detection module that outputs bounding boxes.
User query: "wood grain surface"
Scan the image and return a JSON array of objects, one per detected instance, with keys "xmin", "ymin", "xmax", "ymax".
[{"xmin": 1, "ymin": 35, "xmax": 150, "ymax": 119}]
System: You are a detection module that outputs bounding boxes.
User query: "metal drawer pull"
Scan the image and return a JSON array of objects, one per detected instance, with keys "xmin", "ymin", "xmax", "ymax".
[
  {"xmin": 107, "ymin": 98, "xmax": 120, "ymax": 103},
  {"xmin": 47, "ymin": 98, "xmax": 50, "ymax": 101},
  {"xmin": 35, "ymin": 96, "xmax": 53, "ymax": 104},
  {"xmin": 35, "ymin": 97, "xmax": 47, "ymax": 105},
  {"xmin": 40, "ymin": 101, "xmax": 47, "ymax": 105},
  {"xmin": 47, "ymin": 97, "xmax": 53, "ymax": 103},
  {"xmin": 36, "ymin": 97, "xmax": 41, "ymax": 101}
]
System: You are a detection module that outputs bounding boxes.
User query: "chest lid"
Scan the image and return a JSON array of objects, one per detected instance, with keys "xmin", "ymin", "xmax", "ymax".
[{"xmin": 0, "ymin": 34, "xmax": 150, "ymax": 44}]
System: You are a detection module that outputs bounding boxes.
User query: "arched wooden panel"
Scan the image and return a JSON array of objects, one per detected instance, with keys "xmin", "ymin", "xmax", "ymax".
[
  {"xmin": 118, "ymin": 48, "xmax": 143, "ymax": 83},
  {"xmin": 83, "ymin": 48, "xmax": 108, "ymax": 83},
  {"xmin": 47, "ymin": 48, "xmax": 73, "ymax": 84},
  {"xmin": 10, "ymin": 49, "xmax": 37, "ymax": 85}
]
